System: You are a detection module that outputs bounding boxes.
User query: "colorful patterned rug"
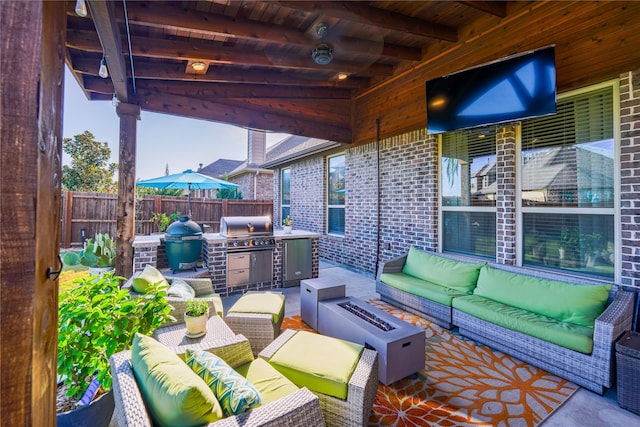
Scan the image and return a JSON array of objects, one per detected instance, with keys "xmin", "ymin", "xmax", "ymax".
[{"xmin": 282, "ymin": 299, "xmax": 578, "ymax": 427}]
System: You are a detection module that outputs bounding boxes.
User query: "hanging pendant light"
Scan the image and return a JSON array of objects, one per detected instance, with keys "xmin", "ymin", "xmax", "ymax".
[
  {"xmin": 75, "ymin": 0, "xmax": 87, "ymax": 17},
  {"xmin": 98, "ymin": 57, "xmax": 109, "ymax": 79}
]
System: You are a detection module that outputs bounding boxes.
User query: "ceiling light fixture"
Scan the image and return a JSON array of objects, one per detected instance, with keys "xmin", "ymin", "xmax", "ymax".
[
  {"xmin": 312, "ymin": 44, "xmax": 334, "ymax": 65},
  {"xmin": 337, "ymin": 72, "xmax": 349, "ymax": 80},
  {"xmin": 75, "ymin": 0, "xmax": 87, "ymax": 17},
  {"xmin": 316, "ymin": 23, "xmax": 329, "ymax": 38},
  {"xmin": 191, "ymin": 61, "xmax": 206, "ymax": 72},
  {"xmin": 98, "ymin": 57, "xmax": 109, "ymax": 78}
]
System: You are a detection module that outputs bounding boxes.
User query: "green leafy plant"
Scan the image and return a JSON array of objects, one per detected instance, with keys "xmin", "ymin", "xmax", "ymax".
[
  {"xmin": 79, "ymin": 233, "xmax": 116, "ymax": 268},
  {"xmin": 57, "ymin": 271, "xmax": 174, "ymax": 400},
  {"xmin": 185, "ymin": 299, "xmax": 209, "ymax": 317},
  {"xmin": 283, "ymin": 216, "xmax": 292, "ymax": 226},
  {"xmin": 150, "ymin": 212, "xmax": 171, "ymax": 232}
]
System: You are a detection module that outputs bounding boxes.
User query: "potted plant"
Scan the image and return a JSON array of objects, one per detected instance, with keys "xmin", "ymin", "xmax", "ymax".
[
  {"xmin": 79, "ymin": 233, "xmax": 117, "ymax": 275},
  {"xmin": 283, "ymin": 216, "xmax": 293, "ymax": 234},
  {"xmin": 184, "ymin": 299, "xmax": 210, "ymax": 338},
  {"xmin": 57, "ymin": 271, "xmax": 174, "ymax": 426}
]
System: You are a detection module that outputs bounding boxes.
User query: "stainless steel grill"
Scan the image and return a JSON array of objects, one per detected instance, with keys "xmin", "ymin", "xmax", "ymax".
[
  {"xmin": 220, "ymin": 216, "xmax": 275, "ymax": 252},
  {"xmin": 220, "ymin": 216, "xmax": 275, "ymax": 287}
]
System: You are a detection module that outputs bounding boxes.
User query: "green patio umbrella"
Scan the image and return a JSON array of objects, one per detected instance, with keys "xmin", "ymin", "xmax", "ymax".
[{"xmin": 136, "ymin": 169, "xmax": 239, "ymax": 217}]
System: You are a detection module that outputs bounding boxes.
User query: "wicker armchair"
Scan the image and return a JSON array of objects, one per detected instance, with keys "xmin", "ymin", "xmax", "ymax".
[
  {"xmin": 123, "ymin": 275, "xmax": 223, "ymax": 326},
  {"xmin": 259, "ymin": 329, "xmax": 378, "ymax": 427},
  {"xmin": 109, "ymin": 335, "xmax": 326, "ymax": 427}
]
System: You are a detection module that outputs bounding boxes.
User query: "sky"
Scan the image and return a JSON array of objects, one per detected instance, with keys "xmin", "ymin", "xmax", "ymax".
[{"xmin": 62, "ymin": 67, "xmax": 289, "ymax": 180}]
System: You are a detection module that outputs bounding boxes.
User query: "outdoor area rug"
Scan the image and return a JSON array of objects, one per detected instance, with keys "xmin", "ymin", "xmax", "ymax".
[{"xmin": 281, "ymin": 299, "xmax": 578, "ymax": 427}]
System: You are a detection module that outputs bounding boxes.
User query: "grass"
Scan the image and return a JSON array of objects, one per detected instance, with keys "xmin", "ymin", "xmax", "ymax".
[{"xmin": 59, "ymin": 250, "xmax": 89, "ymax": 294}]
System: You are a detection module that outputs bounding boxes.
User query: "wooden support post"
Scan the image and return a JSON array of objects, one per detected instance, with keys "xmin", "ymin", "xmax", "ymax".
[
  {"xmin": 116, "ymin": 103, "xmax": 141, "ymax": 279},
  {"xmin": 1, "ymin": 2, "xmax": 65, "ymax": 425}
]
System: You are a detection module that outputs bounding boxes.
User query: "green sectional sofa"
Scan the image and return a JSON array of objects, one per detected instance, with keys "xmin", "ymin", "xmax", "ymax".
[{"xmin": 376, "ymin": 247, "xmax": 635, "ymax": 394}]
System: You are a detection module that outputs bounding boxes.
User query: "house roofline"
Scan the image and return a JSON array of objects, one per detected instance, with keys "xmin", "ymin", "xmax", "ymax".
[{"xmin": 261, "ymin": 141, "xmax": 344, "ymax": 169}]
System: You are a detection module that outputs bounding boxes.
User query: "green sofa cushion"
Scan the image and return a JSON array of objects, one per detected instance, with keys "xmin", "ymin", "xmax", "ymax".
[
  {"xmin": 235, "ymin": 358, "xmax": 300, "ymax": 404},
  {"xmin": 185, "ymin": 349, "xmax": 261, "ymax": 416},
  {"xmin": 379, "ymin": 272, "xmax": 469, "ymax": 306},
  {"xmin": 131, "ymin": 333, "xmax": 223, "ymax": 427},
  {"xmin": 474, "ymin": 265, "xmax": 611, "ymax": 327},
  {"xmin": 453, "ymin": 295, "xmax": 595, "ymax": 354},
  {"xmin": 228, "ymin": 292, "xmax": 285, "ymax": 323},
  {"xmin": 132, "ymin": 264, "xmax": 170, "ymax": 293},
  {"xmin": 402, "ymin": 247, "xmax": 482, "ymax": 293},
  {"xmin": 268, "ymin": 331, "xmax": 363, "ymax": 400}
]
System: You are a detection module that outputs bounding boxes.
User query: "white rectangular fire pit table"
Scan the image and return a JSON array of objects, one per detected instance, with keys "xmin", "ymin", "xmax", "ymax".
[{"xmin": 317, "ymin": 296, "xmax": 425, "ymax": 385}]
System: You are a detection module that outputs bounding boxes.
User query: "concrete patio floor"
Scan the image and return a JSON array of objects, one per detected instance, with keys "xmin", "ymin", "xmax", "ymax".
[{"xmin": 221, "ymin": 259, "xmax": 640, "ymax": 427}]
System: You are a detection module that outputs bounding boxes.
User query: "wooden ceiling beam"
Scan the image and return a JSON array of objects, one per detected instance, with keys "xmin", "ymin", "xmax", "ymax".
[
  {"xmin": 86, "ymin": 0, "xmax": 130, "ymax": 102},
  {"xmin": 277, "ymin": 1, "xmax": 458, "ymax": 42},
  {"xmin": 124, "ymin": 2, "xmax": 421, "ymax": 62},
  {"xmin": 459, "ymin": 1, "xmax": 508, "ymax": 18},
  {"xmin": 83, "ymin": 75, "xmax": 115, "ymax": 94},
  {"xmin": 66, "ymin": 29, "xmax": 394, "ymax": 76},
  {"xmin": 70, "ymin": 55, "xmax": 371, "ymax": 89},
  {"xmin": 134, "ymin": 80, "xmax": 352, "ymax": 100},
  {"xmin": 137, "ymin": 92, "xmax": 352, "ymax": 143}
]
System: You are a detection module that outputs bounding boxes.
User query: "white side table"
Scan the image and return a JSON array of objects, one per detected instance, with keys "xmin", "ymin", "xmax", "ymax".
[{"xmin": 300, "ymin": 277, "xmax": 345, "ymax": 330}]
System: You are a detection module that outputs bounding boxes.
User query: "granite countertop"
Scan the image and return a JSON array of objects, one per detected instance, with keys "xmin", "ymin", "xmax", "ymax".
[{"xmin": 202, "ymin": 229, "xmax": 320, "ymax": 242}]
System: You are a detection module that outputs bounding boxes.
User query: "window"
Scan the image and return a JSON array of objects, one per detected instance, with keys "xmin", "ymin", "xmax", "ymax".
[
  {"xmin": 520, "ymin": 84, "xmax": 615, "ymax": 279},
  {"xmin": 281, "ymin": 168, "xmax": 290, "ymax": 222},
  {"xmin": 440, "ymin": 127, "xmax": 497, "ymax": 258},
  {"xmin": 327, "ymin": 154, "xmax": 345, "ymax": 235}
]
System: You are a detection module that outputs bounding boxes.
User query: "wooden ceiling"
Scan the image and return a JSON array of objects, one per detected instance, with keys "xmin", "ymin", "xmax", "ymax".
[{"xmin": 65, "ymin": 1, "xmax": 640, "ymax": 144}]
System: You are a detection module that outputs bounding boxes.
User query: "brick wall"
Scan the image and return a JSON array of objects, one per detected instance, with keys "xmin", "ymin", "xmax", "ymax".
[
  {"xmin": 620, "ymin": 70, "xmax": 640, "ymax": 288},
  {"xmin": 495, "ymin": 125, "xmax": 517, "ymax": 265}
]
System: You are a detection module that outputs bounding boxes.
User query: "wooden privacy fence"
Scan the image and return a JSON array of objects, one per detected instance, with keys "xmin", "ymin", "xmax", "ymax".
[{"xmin": 60, "ymin": 191, "xmax": 273, "ymax": 248}]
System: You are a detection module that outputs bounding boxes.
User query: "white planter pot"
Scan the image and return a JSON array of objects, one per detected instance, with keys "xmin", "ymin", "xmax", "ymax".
[
  {"xmin": 184, "ymin": 310, "xmax": 209, "ymax": 338},
  {"xmin": 283, "ymin": 225, "xmax": 292, "ymax": 234}
]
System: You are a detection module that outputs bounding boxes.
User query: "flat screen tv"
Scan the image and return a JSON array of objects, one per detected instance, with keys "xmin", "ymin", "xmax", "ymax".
[{"xmin": 426, "ymin": 46, "xmax": 556, "ymax": 134}]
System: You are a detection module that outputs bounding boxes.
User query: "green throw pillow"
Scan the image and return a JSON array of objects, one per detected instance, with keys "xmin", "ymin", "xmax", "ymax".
[
  {"xmin": 132, "ymin": 264, "xmax": 169, "ymax": 293},
  {"xmin": 131, "ymin": 333, "xmax": 223, "ymax": 427},
  {"xmin": 167, "ymin": 279, "xmax": 196, "ymax": 299},
  {"xmin": 185, "ymin": 349, "xmax": 262, "ymax": 416}
]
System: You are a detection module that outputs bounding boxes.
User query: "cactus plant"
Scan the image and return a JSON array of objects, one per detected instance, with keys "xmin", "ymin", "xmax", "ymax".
[{"xmin": 79, "ymin": 233, "xmax": 116, "ymax": 268}]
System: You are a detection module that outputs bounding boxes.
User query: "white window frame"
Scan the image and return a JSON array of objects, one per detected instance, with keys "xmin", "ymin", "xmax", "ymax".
[
  {"xmin": 516, "ymin": 80, "xmax": 620, "ymax": 282},
  {"xmin": 326, "ymin": 153, "xmax": 345, "ymax": 237},
  {"xmin": 281, "ymin": 167, "xmax": 290, "ymax": 223}
]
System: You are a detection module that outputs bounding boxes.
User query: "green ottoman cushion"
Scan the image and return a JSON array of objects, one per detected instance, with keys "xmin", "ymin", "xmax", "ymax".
[
  {"xmin": 268, "ymin": 331, "xmax": 364, "ymax": 400},
  {"xmin": 235, "ymin": 358, "xmax": 300, "ymax": 404},
  {"xmin": 132, "ymin": 264, "xmax": 169, "ymax": 293},
  {"xmin": 228, "ymin": 292, "xmax": 285, "ymax": 323}
]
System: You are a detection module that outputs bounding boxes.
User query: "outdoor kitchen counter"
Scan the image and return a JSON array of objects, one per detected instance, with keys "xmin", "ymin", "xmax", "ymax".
[
  {"xmin": 201, "ymin": 230, "xmax": 320, "ymax": 296},
  {"xmin": 201, "ymin": 229, "xmax": 320, "ymax": 242}
]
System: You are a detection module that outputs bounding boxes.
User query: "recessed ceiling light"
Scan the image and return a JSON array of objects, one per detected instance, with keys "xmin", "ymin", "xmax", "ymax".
[
  {"xmin": 337, "ymin": 72, "xmax": 349, "ymax": 80},
  {"xmin": 191, "ymin": 62, "xmax": 206, "ymax": 71}
]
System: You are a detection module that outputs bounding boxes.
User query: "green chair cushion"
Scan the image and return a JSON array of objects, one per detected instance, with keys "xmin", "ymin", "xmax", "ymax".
[
  {"xmin": 228, "ymin": 292, "xmax": 285, "ymax": 323},
  {"xmin": 402, "ymin": 247, "xmax": 482, "ymax": 293},
  {"xmin": 379, "ymin": 272, "xmax": 469, "ymax": 306},
  {"xmin": 167, "ymin": 279, "xmax": 196, "ymax": 299},
  {"xmin": 268, "ymin": 331, "xmax": 363, "ymax": 400},
  {"xmin": 131, "ymin": 333, "xmax": 223, "ymax": 427},
  {"xmin": 474, "ymin": 265, "xmax": 611, "ymax": 327},
  {"xmin": 453, "ymin": 295, "xmax": 595, "ymax": 354},
  {"xmin": 184, "ymin": 349, "xmax": 261, "ymax": 416},
  {"xmin": 235, "ymin": 358, "xmax": 300, "ymax": 404},
  {"xmin": 132, "ymin": 264, "xmax": 170, "ymax": 294}
]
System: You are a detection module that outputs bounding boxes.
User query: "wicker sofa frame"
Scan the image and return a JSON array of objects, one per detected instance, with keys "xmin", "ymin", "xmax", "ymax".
[
  {"xmin": 259, "ymin": 329, "xmax": 379, "ymax": 427},
  {"xmin": 377, "ymin": 251, "xmax": 635, "ymax": 394},
  {"xmin": 109, "ymin": 334, "xmax": 326, "ymax": 426}
]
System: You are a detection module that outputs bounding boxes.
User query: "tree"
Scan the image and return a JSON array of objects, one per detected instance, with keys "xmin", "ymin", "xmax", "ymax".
[
  {"xmin": 216, "ymin": 173, "xmax": 243, "ymax": 199},
  {"xmin": 62, "ymin": 130, "xmax": 118, "ymax": 192}
]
